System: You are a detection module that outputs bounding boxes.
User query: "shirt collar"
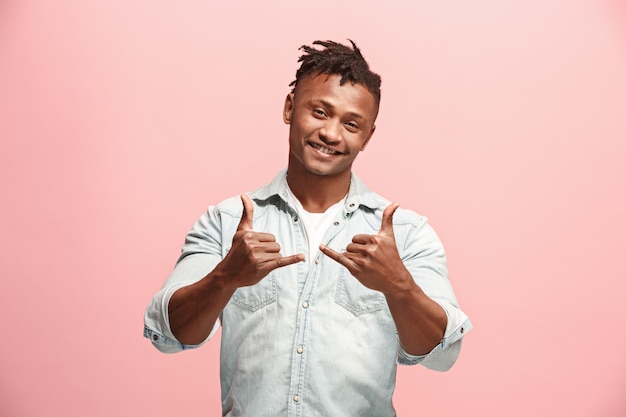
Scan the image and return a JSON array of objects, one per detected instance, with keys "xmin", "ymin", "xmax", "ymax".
[{"xmin": 251, "ymin": 169, "xmax": 388, "ymax": 212}]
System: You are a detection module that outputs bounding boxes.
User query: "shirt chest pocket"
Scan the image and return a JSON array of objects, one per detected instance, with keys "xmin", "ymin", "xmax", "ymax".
[
  {"xmin": 229, "ymin": 272, "xmax": 278, "ymax": 312},
  {"xmin": 335, "ymin": 268, "xmax": 386, "ymax": 316},
  {"xmin": 222, "ymin": 244, "xmax": 278, "ymax": 312}
]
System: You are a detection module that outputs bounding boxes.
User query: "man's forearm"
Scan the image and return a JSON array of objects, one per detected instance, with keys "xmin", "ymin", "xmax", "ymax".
[
  {"xmin": 168, "ymin": 269, "xmax": 236, "ymax": 345},
  {"xmin": 385, "ymin": 275, "xmax": 448, "ymax": 356}
]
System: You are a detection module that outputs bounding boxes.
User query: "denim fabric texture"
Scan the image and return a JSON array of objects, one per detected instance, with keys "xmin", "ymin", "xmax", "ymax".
[{"xmin": 144, "ymin": 169, "xmax": 472, "ymax": 417}]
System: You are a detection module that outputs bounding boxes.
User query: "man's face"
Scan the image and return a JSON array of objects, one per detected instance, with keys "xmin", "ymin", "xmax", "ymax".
[{"xmin": 284, "ymin": 73, "xmax": 378, "ymax": 179}]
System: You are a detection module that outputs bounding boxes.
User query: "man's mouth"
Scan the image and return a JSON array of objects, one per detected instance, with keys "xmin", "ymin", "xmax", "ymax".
[{"xmin": 309, "ymin": 142, "xmax": 341, "ymax": 155}]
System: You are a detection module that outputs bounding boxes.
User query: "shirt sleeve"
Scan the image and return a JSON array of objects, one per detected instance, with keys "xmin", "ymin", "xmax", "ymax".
[
  {"xmin": 394, "ymin": 211, "xmax": 472, "ymax": 370},
  {"xmin": 397, "ymin": 300, "xmax": 472, "ymax": 370},
  {"xmin": 143, "ymin": 205, "xmax": 226, "ymax": 353}
]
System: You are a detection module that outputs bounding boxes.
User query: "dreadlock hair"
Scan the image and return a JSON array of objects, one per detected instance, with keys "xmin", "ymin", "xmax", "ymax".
[{"xmin": 289, "ymin": 40, "xmax": 381, "ymax": 105}]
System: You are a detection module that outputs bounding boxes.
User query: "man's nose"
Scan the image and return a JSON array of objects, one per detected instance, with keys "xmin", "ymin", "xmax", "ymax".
[{"xmin": 319, "ymin": 120, "xmax": 342, "ymax": 144}]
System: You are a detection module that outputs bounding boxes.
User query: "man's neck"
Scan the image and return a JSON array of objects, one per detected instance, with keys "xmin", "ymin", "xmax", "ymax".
[{"xmin": 286, "ymin": 167, "xmax": 350, "ymax": 213}]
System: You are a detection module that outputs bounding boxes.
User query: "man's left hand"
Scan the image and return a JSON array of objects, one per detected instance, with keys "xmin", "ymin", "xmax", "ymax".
[{"xmin": 320, "ymin": 202, "xmax": 413, "ymax": 296}]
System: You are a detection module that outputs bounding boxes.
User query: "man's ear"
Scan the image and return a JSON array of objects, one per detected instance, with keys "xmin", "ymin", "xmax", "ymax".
[
  {"xmin": 283, "ymin": 93, "xmax": 294, "ymax": 124},
  {"xmin": 360, "ymin": 124, "xmax": 376, "ymax": 151}
]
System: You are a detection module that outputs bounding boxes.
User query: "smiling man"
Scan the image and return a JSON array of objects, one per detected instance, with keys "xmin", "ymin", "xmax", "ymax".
[{"xmin": 144, "ymin": 40, "xmax": 471, "ymax": 417}]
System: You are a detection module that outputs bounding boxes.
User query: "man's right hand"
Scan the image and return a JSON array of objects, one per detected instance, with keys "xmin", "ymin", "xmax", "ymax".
[
  {"xmin": 168, "ymin": 194, "xmax": 304, "ymax": 345},
  {"xmin": 217, "ymin": 194, "xmax": 305, "ymax": 289}
]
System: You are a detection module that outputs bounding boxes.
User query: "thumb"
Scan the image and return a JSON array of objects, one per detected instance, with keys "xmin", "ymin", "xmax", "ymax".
[
  {"xmin": 237, "ymin": 194, "xmax": 254, "ymax": 231},
  {"xmin": 379, "ymin": 202, "xmax": 400, "ymax": 235}
]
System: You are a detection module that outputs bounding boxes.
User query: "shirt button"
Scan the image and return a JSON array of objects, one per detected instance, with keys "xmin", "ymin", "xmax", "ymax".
[
  {"xmin": 293, "ymin": 395, "xmax": 299, "ymax": 402},
  {"xmin": 314, "ymin": 256, "xmax": 320, "ymax": 264},
  {"xmin": 333, "ymin": 221, "xmax": 339, "ymax": 226},
  {"xmin": 293, "ymin": 216, "xmax": 299, "ymax": 222},
  {"xmin": 152, "ymin": 334, "xmax": 158, "ymax": 341},
  {"xmin": 349, "ymin": 203, "xmax": 355, "ymax": 207},
  {"xmin": 302, "ymin": 302, "xmax": 309, "ymax": 308},
  {"xmin": 297, "ymin": 346, "xmax": 303, "ymax": 354},
  {"xmin": 460, "ymin": 327, "xmax": 464, "ymax": 334}
]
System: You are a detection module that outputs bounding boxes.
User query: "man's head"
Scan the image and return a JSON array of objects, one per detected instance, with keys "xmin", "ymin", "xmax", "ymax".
[
  {"xmin": 289, "ymin": 40, "xmax": 381, "ymax": 108},
  {"xmin": 284, "ymin": 40, "xmax": 380, "ymax": 184}
]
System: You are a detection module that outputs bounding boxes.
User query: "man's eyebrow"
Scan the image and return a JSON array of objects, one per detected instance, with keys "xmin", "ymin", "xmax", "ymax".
[{"xmin": 310, "ymin": 99, "xmax": 365, "ymax": 120}]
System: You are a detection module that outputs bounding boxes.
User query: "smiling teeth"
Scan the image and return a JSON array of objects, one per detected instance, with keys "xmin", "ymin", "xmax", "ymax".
[{"xmin": 311, "ymin": 143, "xmax": 338, "ymax": 155}]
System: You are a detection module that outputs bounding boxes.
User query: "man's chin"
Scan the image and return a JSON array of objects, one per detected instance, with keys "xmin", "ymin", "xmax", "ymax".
[{"xmin": 303, "ymin": 165, "xmax": 350, "ymax": 179}]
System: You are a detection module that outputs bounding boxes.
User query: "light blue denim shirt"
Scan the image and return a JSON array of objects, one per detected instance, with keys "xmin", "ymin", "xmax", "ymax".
[{"xmin": 144, "ymin": 170, "xmax": 472, "ymax": 417}]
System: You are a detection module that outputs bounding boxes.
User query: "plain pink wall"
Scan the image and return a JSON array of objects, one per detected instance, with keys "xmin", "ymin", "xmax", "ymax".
[{"xmin": 1, "ymin": 1, "xmax": 625, "ymax": 416}]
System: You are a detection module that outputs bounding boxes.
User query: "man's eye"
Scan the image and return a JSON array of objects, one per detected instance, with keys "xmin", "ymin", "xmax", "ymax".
[
  {"xmin": 314, "ymin": 109, "xmax": 326, "ymax": 117},
  {"xmin": 346, "ymin": 122, "xmax": 359, "ymax": 130}
]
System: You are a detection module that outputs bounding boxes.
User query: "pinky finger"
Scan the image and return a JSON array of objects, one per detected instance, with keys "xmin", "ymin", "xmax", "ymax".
[
  {"xmin": 267, "ymin": 253, "xmax": 306, "ymax": 271},
  {"xmin": 319, "ymin": 244, "xmax": 358, "ymax": 271}
]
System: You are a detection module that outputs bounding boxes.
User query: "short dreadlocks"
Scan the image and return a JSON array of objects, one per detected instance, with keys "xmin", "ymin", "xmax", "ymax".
[{"xmin": 289, "ymin": 40, "xmax": 381, "ymax": 105}]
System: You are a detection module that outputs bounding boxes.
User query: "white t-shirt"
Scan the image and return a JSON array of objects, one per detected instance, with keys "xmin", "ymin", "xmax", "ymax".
[{"xmin": 286, "ymin": 187, "xmax": 346, "ymax": 263}]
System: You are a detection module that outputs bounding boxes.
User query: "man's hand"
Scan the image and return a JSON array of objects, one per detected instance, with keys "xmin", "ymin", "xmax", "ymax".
[
  {"xmin": 321, "ymin": 202, "xmax": 448, "ymax": 355},
  {"xmin": 218, "ymin": 194, "xmax": 305, "ymax": 289},
  {"xmin": 320, "ymin": 203, "xmax": 413, "ymax": 296},
  {"xmin": 168, "ymin": 195, "xmax": 304, "ymax": 344}
]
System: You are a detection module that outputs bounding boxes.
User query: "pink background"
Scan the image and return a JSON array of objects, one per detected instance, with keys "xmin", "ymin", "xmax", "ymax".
[{"xmin": 1, "ymin": 0, "xmax": 625, "ymax": 416}]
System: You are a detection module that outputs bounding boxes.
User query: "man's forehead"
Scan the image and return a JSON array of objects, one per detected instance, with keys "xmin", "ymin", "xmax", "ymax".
[{"xmin": 294, "ymin": 73, "xmax": 376, "ymax": 102}]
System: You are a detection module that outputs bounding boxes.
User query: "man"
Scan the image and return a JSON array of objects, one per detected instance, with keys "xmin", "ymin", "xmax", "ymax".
[{"xmin": 144, "ymin": 40, "xmax": 471, "ymax": 417}]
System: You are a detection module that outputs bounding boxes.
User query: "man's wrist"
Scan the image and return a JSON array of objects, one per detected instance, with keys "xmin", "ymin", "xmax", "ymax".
[
  {"xmin": 382, "ymin": 269, "xmax": 419, "ymax": 300},
  {"xmin": 203, "ymin": 266, "xmax": 239, "ymax": 296}
]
